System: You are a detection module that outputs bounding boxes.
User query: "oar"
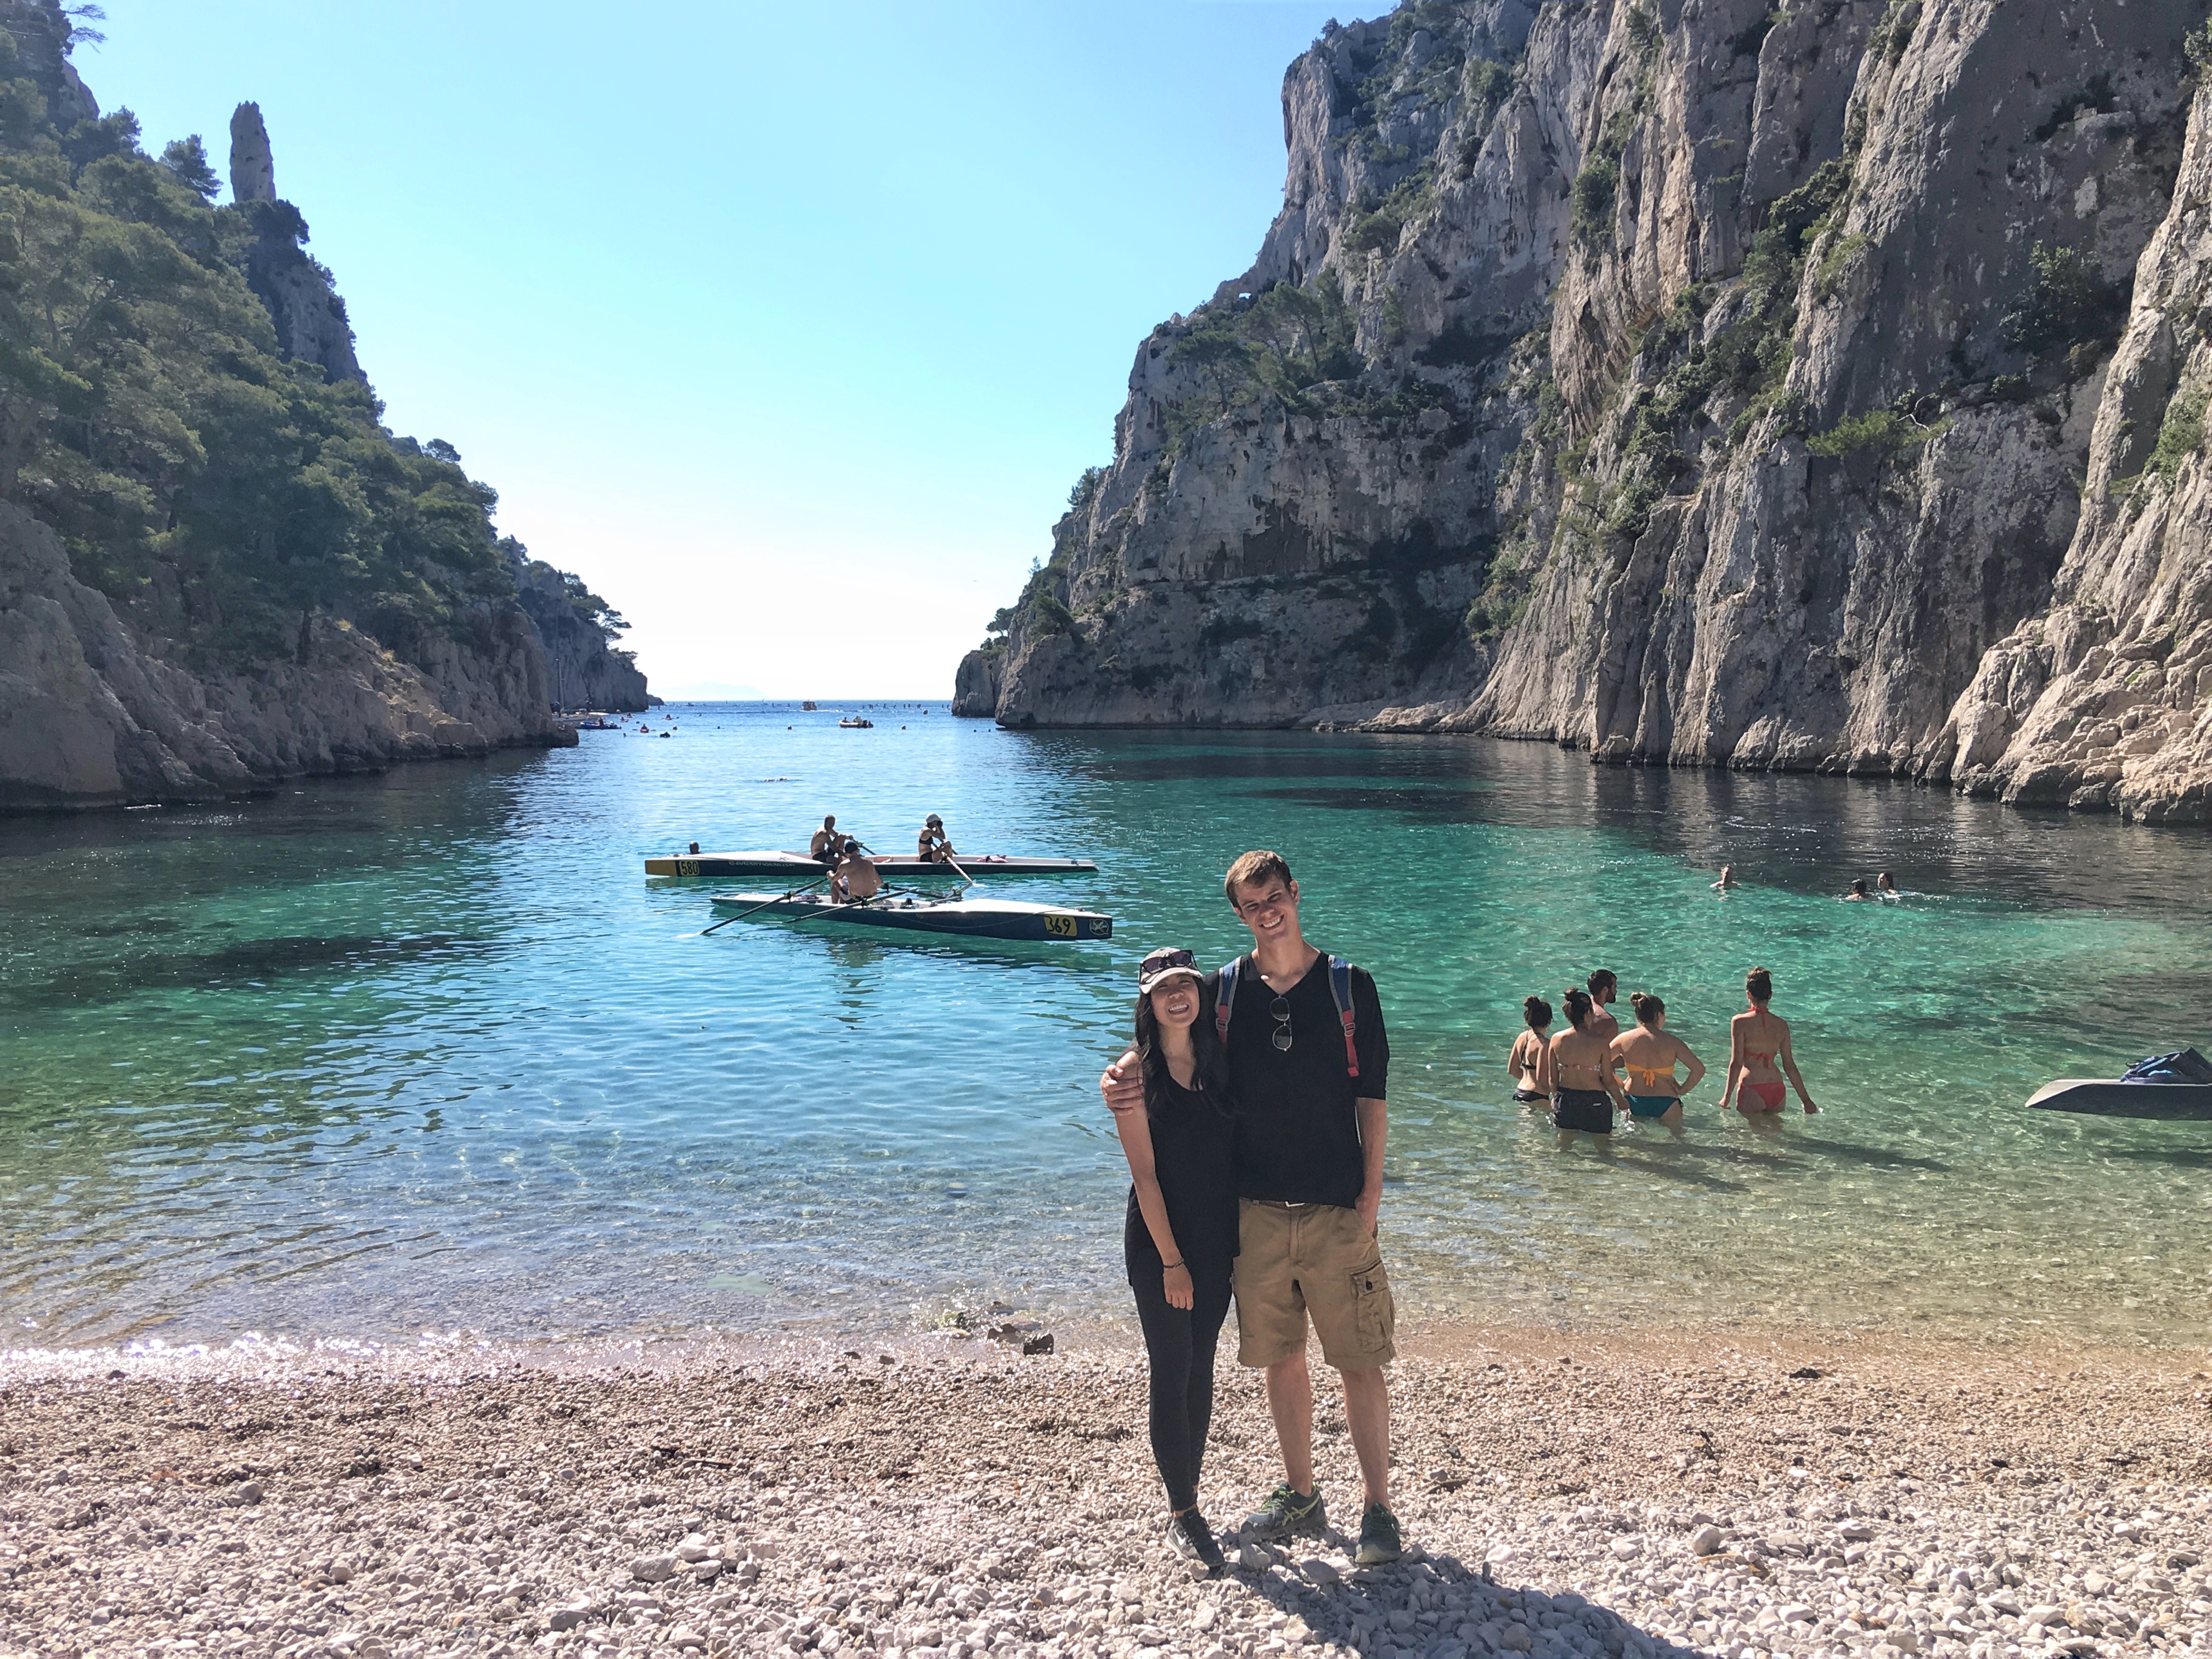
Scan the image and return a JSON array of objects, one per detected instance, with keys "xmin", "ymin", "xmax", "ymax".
[{"xmin": 701, "ymin": 873, "xmax": 828, "ymax": 935}]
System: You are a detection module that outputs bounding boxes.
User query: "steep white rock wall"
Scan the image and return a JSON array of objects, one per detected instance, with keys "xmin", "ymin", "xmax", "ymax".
[
  {"xmin": 1939, "ymin": 82, "xmax": 2212, "ymax": 823},
  {"xmin": 962, "ymin": 0, "xmax": 2212, "ymax": 823}
]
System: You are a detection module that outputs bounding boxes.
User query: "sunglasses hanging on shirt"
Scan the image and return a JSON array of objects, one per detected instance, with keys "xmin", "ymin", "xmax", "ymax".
[{"xmin": 1271, "ymin": 995, "xmax": 1293, "ymax": 1052}]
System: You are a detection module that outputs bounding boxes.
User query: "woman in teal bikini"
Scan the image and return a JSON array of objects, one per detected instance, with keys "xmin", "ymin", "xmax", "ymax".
[
  {"xmin": 1607, "ymin": 991, "xmax": 1703, "ymax": 1135},
  {"xmin": 1721, "ymin": 966, "xmax": 1819, "ymax": 1120}
]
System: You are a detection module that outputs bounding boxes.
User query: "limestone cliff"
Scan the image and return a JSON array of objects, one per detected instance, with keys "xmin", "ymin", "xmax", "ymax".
[
  {"xmin": 228, "ymin": 103, "xmax": 364, "ymax": 386},
  {"xmin": 960, "ymin": 0, "xmax": 2212, "ymax": 822},
  {"xmin": 0, "ymin": 504, "xmax": 566, "ymax": 811},
  {"xmin": 0, "ymin": 0, "xmax": 648, "ymax": 810},
  {"xmin": 512, "ymin": 554, "xmax": 651, "ymax": 713}
]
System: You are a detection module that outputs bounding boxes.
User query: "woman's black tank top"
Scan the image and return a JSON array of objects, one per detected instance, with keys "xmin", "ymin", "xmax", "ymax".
[{"xmin": 1123, "ymin": 1071, "xmax": 1239, "ymax": 1279}]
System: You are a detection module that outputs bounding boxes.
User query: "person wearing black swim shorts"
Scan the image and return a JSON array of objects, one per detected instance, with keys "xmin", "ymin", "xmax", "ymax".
[{"xmin": 1544, "ymin": 987, "xmax": 1628, "ymax": 1147}]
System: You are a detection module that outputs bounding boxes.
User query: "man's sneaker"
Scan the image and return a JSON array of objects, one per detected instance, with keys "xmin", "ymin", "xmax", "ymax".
[
  {"xmin": 1242, "ymin": 1482, "xmax": 1326, "ymax": 1542},
  {"xmin": 1166, "ymin": 1510, "xmax": 1226, "ymax": 1573},
  {"xmin": 1355, "ymin": 1501, "xmax": 1403, "ymax": 1566}
]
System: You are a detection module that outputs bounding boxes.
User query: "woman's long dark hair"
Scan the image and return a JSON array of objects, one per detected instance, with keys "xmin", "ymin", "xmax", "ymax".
[{"xmin": 1134, "ymin": 983, "xmax": 1233, "ymax": 1117}]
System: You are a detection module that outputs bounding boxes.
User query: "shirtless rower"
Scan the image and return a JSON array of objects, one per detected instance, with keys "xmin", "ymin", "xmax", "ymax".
[
  {"xmin": 832, "ymin": 842, "xmax": 882, "ymax": 904},
  {"xmin": 810, "ymin": 815, "xmax": 847, "ymax": 867}
]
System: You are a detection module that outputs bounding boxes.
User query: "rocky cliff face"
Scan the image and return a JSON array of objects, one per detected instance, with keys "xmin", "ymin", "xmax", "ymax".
[
  {"xmin": 512, "ymin": 556, "xmax": 651, "ymax": 713},
  {"xmin": 961, "ymin": 0, "xmax": 2212, "ymax": 822},
  {"xmin": 0, "ymin": 504, "xmax": 570, "ymax": 811},
  {"xmin": 228, "ymin": 103, "xmax": 365, "ymax": 386}
]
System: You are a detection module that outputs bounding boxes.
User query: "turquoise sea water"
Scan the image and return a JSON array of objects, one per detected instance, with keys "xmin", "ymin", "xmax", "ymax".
[{"xmin": 2, "ymin": 702, "xmax": 2208, "ymax": 1353}]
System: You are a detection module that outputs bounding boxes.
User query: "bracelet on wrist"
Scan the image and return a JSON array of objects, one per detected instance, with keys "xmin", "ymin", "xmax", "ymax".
[{"xmin": 1162, "ymin": 1260, "xmax": 1185, "ymax": 1271}]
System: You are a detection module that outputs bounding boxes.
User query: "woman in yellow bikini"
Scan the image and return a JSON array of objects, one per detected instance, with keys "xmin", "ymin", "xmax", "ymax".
[
  {"xmin": 1608, "ymin": 991, "xmax": 1703, "ymax": 1136},
  {"xmin": 1720, "ymin": 966, "xmax": 1819, "ymax": 1120}
]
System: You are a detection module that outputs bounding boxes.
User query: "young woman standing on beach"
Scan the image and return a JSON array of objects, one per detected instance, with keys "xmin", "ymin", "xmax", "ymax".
[
  {"xmin": 1720, "ymin": 966, "xmax": 1819, "ymax": 1120},
  {"xmin": 1115, "ymin": 948, "xmax": 1239, "ymax": 1573},
  {"xmin": 1507, "ymin": 996, "xmax": 1552, "ymax": 1105},
  {"xmin": 1609, "ymin": 991, "xmax": 1704, "ymax": 1136},
  {"xmin": 1543, "ymin": 988, "xmax": 1628, "ymax": 1146}
]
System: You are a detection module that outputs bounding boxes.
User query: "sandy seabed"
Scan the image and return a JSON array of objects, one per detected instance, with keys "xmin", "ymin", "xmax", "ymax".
[{"xmin": 1, "ymin": 1324, "xmax": 2208, "ymax": 1659}]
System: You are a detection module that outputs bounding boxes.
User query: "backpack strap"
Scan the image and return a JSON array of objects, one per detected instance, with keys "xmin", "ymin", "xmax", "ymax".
[
  {"xmin": 1215, "ymin": 955, "xmax": 1242, "ymax": 1045},
  {"xmin": 1328, "ymin": 955, "xmax": 1360, "ymax": 1080}
]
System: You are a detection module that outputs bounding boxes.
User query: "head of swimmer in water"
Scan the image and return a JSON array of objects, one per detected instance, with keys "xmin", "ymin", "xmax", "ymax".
[
  {"xmin": 1522, "ymin": 994, "xmax": 1552, "ymax": 1034},
  {"xmin": 1877, "ymin": 870, "xmax": 1898, "ymax": 891},
  {"xmin": 1562, "ymin": 988, "xmax": 1594, "ymax": 1030},
  {"xmin": 1848, "ymin": 878, "xmax": 1869, "ymax": 898},
  {"xmin": 1629, "ymin": 991, "xmax": 1666, "ymax": 1030},
  {"xmin": 1586, "ymin": 969, "xmax": 1617, "ymax": 1005},
  {"xmin": 1745, "ymin": 966, "xmax": 1773, "ymax": 1007}
]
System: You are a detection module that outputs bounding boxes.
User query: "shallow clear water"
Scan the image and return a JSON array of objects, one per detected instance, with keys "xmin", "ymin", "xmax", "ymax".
[{"xmin": 3, "ymin": 702, "xmax": 2208, "ymax": 1353}]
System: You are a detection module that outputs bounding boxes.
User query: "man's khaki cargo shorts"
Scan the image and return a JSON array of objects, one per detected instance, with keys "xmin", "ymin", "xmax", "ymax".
[{"xmin": 1232, "ymin": 1198, "xmax": 1396, "ymax": 1370}]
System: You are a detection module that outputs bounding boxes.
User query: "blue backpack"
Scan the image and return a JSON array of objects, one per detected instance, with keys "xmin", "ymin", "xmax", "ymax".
[{"xmin": 1215, "ymin": 953, "xmax": 1362, "ymax": 1079}]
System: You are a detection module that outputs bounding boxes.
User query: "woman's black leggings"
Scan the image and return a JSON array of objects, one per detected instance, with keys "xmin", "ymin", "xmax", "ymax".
[{"xmin": 1127, "ymin": 1259, "xmax": 1233, "ymax": 1511}]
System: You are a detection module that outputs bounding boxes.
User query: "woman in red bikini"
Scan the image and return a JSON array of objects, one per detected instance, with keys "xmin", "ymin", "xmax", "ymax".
[{"xmin": 1721, "ymin": 966, "xmax": 1819, "ymax": 1119}]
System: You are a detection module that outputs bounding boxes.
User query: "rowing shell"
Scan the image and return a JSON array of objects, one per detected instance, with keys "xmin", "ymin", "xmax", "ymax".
[
  {"xmin": 709, "ymin": 892, "xmax": 1112, "ymax": 942},
  {"xmin": 2025, "ymin": 1079, "xmax": 2212, "ymax": 1121},
  {"xmin": 648, "ymin": 850, "xmax": 1097, "ymax": 878}
]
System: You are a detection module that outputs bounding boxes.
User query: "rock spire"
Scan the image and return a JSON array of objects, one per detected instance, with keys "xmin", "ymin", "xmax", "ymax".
[{"xmin": 228, "ymin": 100, "xmax": 273, "ymax": 202}]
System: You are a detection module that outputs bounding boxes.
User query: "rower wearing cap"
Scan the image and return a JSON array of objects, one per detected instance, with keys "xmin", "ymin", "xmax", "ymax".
[
  {"xmin": 918, "ymin": 814, "xmax": 958, "ymax": 864},
  {"xmin": 831, "ymin": 842, "xmax": 882, "ymax": 905}
]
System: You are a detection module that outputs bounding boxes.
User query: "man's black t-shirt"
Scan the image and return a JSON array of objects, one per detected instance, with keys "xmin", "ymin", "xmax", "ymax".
[{"xmin": 1208, "ymin": 950, "xmax": 1388, "ymax": 1209}]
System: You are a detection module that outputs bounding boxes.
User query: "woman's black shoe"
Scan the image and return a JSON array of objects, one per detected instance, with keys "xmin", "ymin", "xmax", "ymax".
[{"xmin": 1166, "ymin": 1509, "xmax": 1227, "ymax": 1572}]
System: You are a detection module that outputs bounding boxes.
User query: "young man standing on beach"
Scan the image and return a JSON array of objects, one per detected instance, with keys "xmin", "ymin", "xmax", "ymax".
[{"xmin": 1103, "ymin": 850, "xmax": 1401, "ymax": 1565}]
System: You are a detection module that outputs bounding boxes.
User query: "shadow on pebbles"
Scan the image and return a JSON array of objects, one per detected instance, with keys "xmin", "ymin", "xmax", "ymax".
[{"xmin": 1, "ymin": 1331, "xmax": 2207, "ymax": 1659}]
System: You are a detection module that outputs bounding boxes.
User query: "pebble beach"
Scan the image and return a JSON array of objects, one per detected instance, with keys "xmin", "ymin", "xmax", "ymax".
[{"xmin": 4, "ymin": 1326, "xmax": 2207, "ymax": 1659}]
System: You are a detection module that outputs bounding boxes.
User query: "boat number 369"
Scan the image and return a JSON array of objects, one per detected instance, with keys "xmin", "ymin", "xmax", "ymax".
[{"xmin": 1043, "ymin": 915, "xmax": 1079, "ymax": 937}]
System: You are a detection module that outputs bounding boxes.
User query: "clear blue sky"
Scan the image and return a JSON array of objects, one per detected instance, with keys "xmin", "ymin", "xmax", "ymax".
[{"xmin": 87, "ymin": 1, "xmax": 1355, "ymax": 698}]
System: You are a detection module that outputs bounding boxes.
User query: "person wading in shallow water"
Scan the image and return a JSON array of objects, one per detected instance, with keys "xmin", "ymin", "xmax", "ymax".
[
  {"xmin": 1102, "ymin": 850, "xmax": 1402, "ymax": 1566},
  {"xmin": 1508, "ymin": 996, "xmax": 1553, "ymax": 1105},
  {"xmin": 1544, "ymin": 988, "xmax": 1627, "ymax": 1147},
  {"xmin": 1721, "ymin": 966, "xmax": 1819, "ymax": 1120},
  {"xmin": 1609, "ymin": 991, "xmax": 1704, "ymax": 1137},
  {"xmin": 1584, "ymin": 969, "xmax": 1622, "ymax": 1041},
  {"xmin": 1113, "ymin": 949, "xmax": 1238, "ymax": 1573}
]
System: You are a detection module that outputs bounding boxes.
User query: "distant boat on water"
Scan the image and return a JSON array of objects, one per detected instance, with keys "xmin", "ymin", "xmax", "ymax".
[{"xmin": 800, "ymin": 700, "xmax": 818, "ymax": 710}]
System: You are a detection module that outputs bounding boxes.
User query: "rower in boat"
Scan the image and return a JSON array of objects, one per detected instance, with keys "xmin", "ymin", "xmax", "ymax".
[
  {"xmin": 809, "ymin": 815, "xmax": 849, "ymax": 867},
  {"xmin": 917, "ymin": 813, "xmax": 957, "ymax": 864},
  {"xmin": 832, "ymin": 842, "xmax": 883, "ymax": 904}
]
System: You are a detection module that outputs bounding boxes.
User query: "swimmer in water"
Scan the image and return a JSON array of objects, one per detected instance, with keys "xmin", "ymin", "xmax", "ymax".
[
  {"xmin": 1720, "ymin": 966, "xmax": 1818, "ymax": 1122},
  {"xmin": 1508, "ymin": 996, "xmax": 1553, "ymax": 1105},
  {"xmin": 1609, "ymin": 991, "xmax": 1704, "ymax": 1138},
  {"xmin": 1876, "ymin": 870, "xmax": 1900, "ymax": 898},
  {"xmin": 1843, "ymin": 878, "xmax": 1872, "ymax": 901},
  {"xmin": 1544, "ymin": 988, "xmax": 1629, "ymax": 1148},
  {"xmin": 1711, "ymin": 864, "xmax": 1739, "ymax": 892},
  {"xmin": 1584, "ymin": 969, "xmax": 1621, "ymax": 1042}
]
